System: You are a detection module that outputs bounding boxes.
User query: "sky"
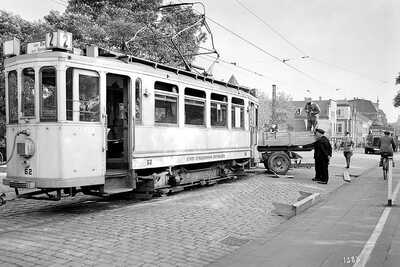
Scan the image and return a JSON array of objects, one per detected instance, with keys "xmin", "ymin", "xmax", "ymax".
[{"xmin": 1, "ymin": 0, "xmax": 400, "ymax": 122}]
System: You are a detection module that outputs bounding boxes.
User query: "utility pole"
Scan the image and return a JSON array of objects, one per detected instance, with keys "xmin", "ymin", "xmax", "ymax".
[
  {"xmin": 352, "ymin": 98, "xmax": 358, "ymax": 146},
  {"xmin": 272, "ymin": 84, "xmax": 277, "ymax": 124}
]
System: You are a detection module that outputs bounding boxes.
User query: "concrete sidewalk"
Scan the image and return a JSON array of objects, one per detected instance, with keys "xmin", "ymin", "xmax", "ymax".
[{"xmin": 210, "ymin": 167, "xmax": 400, "ymax": 267}]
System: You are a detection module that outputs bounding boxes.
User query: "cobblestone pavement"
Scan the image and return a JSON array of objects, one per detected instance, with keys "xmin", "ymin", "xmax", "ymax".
[{"xmin": 0, "ymin": 151, "xmax": 379, "ymax": 266}]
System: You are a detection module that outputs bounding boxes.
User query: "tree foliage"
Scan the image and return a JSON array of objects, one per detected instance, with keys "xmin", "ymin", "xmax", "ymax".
[
  {"xmin": 394, "ymin": 91, "xmax": 400, "ymax": 108},
  {"xmin": 43, "ymin": 0, "xmax": 206, "ymax": 66},
  {"xmin": 0, "ymin": 11, "xmax": 50, "ymax": 135},
  {"xmin": 258, "ymin": 91, "xmax": 295, "ymax": 130},
  {"xmin": 394, "ymin": 73, "xmax": 400, "ymax": 107}
]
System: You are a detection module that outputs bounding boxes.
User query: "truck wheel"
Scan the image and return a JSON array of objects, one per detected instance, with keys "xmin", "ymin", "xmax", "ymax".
[{"xmin": 268, "ymin": 152, "xmax": 290, "ymax": 175}]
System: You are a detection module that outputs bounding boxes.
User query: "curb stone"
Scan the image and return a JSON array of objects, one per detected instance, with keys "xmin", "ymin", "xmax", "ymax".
[{"xmin": 272, "ymin": 191, "xmax": 321, "ymax": 218}]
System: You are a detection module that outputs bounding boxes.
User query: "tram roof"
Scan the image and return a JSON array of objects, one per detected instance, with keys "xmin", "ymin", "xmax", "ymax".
[{"xmin": 4, "ymin": 47, "xmax": 258, "ymax": 98}]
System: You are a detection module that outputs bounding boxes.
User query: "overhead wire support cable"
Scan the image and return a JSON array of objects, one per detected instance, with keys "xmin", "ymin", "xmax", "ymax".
[
  {"xmin": 234, "ymin": 0, "xmax": 308, "ymax": 57},
  {"xmin": 205, "ymin": 16, "xmax": 333, "ymax": 88},
  {"xmin": 309, "ymin": 56, "xmax": 388, "ymax": 84},
  {"xmin": 233, "ymin": 0, "xmax": 389, "ymax": 86},
  {"xmin": 50, "ymin": 0, "xmax": 68, "ymax": 8},
  {"xmin": 174, "ymin": 0, "xmax": 331, "ymax": 87}
]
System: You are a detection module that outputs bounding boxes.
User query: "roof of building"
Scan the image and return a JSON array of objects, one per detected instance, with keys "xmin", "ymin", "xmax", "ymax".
[
  {"xmin": 356, "ymin": 112, "xmax": 372, "ymax": 123},
  {"xmin": 348, "ymin": 99, "xmax": 378, "ymax": 120}
]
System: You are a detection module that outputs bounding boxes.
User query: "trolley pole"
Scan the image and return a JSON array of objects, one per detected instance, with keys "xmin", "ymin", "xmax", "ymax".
[{"xmin": 388, "ymin": 157, "xmax": 393, "ymax": 206}]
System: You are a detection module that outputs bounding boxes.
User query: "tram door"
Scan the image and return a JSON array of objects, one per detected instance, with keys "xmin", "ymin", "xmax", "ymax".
[
  {"xmin": 106, "ymin": 74, "xmax": 131, "ymax": 171},
  {"xmin": 249, "ymin": 102, "xmax": 258, "ymax": 166}
]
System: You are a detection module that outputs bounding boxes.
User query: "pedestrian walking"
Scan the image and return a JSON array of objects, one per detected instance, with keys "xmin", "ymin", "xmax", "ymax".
[
  {"xmin": 312, "ymin": 128, "xmax": 332, "ymax": 184},
  {"xmin": 341, "ymin": 132, "xmax": 354, "ymax": 168},
  {"xmin": 304, "ymin": 101, "xmax": 321, "ymax": 132}
]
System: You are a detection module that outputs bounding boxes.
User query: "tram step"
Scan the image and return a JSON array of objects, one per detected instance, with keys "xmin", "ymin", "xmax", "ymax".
[
  {"xmin": 103, "ymin": 187, "xmax": 134, "ymax": 194},
  {"xmin": 104, "ymin": 169, "xmax": 135, "ymax": 194},
  {"xmin": 105, "ymin": 169, "xmax": 129, "ymax": 178}
]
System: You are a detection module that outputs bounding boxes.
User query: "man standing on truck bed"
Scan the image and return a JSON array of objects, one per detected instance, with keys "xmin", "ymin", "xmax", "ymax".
[{"xmin": 304, "ymin": 101, "xmax": 321, "ymax": 132}]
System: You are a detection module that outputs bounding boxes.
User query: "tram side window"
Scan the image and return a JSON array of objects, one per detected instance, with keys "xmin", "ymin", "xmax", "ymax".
[
  {"xmin": 66, "ymin": 68, "xmax": 73, "ymax": 120},
  {"xmin": 154, "ymin": 81, "xmax": 178, "ymax": 124},
  {"xmin": 22, "ymin": 68, "xmax": 35, "ymax": 117},
  {"xmin": 231, "ymin": 97, "xmax": 244, "ymax": 129},
  {"xmin": 185, "ymin": 88, "xmax": 205, "ymax": 126},
  {"xmin": 40, "ymin": 67, "xmax": 57, "ymax": 121},
  {"xmin": 135, "ymin": 78, "xmax": 142, "ymax": 123},
  {"xmin": 211, "ymin": 93, "xmax": 227, "ymax": 127},
  {"xmin": 79, "ymin": 75, "xmax": 100, "ymax": 122},
  {"xmin": 7, "ymin": 71, "xmax": 18, "ymax": 124}
]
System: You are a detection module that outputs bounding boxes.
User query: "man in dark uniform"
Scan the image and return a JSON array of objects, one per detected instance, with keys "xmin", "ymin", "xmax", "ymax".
[{"xmin": 312, "ymin": 128, "xmax": 332, "ymax": 184}]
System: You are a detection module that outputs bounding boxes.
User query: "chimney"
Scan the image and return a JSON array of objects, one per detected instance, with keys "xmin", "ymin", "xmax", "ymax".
[{"xmin": 272, "ymin": 85, "xmax": 277, "ymax": 123}]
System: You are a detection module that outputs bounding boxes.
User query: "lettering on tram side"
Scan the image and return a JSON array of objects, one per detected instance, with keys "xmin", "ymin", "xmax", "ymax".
[{"xmin": 186, "ymin": 153, "xmax": 226, "ymax": 162}]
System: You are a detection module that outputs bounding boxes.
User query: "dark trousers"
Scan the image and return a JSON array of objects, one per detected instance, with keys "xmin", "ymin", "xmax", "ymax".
[
  {"xmin": 307, "ymin": 117, "xmax": 317, "ymax": 131},
  {"xmin": 315, "ymin": 158, "xmax": 329, "ymax": 182},
  {"xmin": 344, "ymin": 151, "xmax": 353, "ymax": 168}
]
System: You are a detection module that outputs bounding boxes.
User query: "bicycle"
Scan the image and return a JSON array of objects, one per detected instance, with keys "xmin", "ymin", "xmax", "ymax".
[{"xmin": 381, "ymin": 153, "xmax": 392, "ymax": 180}]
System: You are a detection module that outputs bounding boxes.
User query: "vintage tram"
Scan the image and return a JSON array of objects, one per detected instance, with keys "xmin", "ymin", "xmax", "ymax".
[{"xmin": 2, "ymin": 31, "xmax": 259, "ymax": 199}]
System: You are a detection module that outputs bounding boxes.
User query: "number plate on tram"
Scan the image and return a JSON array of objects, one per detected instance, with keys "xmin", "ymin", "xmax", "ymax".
[{"xmin": 24, "ymin": 168, "xmax": 33, "ymax": 176}]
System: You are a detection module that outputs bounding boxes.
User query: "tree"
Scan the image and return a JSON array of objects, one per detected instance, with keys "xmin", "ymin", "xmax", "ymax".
[
  {"xmin": 43, "ymin": 0, "xmax": 207, "ymax": 67},
  {"xmin": 394, "ymin": 92, "xmax": 400, "ymax": 108},
  {"xmin": 258, "ymin": 90, "xmax": 295, "ymax": 130},
  {"xmin": 0, "ymin": 11, "xmax": 50, "ymax": 138},
  {"xmin": 394, "ymin": 73, "xmax": 400, "ymax": 107}
]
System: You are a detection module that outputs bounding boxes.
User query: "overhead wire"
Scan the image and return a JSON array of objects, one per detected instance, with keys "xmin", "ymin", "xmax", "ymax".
[
  {"xmin": 234, "ymin": 0, "xmax": 388, "ymax": 85},
  {"xmin": 309, "ymin": 56, "xmax": 388, "ymax": 84},
  {"xmin": 169, "ymin": 0, "xmax": 331, "ymax": 87},
  {"xmin": 50, "ymin": 0, "xmax": 68, "ymax": 8},
  {"xmin": 234, "ymin": 0, "xmax": 308, "ymax": 57},
  {"xmin": 204, "ymin": 15, "xmax": 333, "ymax": 89},
  {"xmin": 200, "ymin": 54, "xmax": 273, "ymax": 79}
]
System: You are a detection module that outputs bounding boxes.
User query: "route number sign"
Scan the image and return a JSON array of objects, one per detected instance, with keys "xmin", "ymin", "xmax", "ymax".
[{"xmin": 45, "ymin": 30, "xmax": 72, "ymax": 51}]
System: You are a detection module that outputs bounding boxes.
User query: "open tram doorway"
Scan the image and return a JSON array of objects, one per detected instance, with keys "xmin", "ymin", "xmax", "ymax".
[{"xmin": 106, "ymin": 74, "xmax": 131, "ymax": 171}]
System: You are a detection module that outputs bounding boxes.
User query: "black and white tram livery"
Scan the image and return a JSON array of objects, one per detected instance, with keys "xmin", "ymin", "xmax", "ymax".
[{"xmin": 2, "ymin": 31, "xmax": 259, "ymax": 199}]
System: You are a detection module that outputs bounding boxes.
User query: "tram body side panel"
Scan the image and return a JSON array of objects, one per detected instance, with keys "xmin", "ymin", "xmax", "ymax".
[
  {"xmin": 5, "ymin": 124, "xmax": 105, "ymax": 188},
  {"xmin": 132, "ymin": 126, "xmax": 251, "ymax": 169}
]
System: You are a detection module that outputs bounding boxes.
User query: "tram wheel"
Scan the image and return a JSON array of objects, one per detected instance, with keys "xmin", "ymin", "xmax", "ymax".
[
  {"xmin": 0, "ymin": 193, "xmax": 6, "ymax": 206},
  {"xmin": 267, "ymin": 152, "xmax": 290, "ymax": 175}
]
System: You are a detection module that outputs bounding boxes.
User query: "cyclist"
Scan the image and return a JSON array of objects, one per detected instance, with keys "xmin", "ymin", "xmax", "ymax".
[{"xmin": 378, "ymin": 131, "xmax": 396, "ymax": 167}]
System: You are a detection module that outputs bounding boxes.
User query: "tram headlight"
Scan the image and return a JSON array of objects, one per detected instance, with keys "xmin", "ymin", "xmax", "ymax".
[{"xmin": 17, "ymin": 138, "xmax": 35, "ymax": 158}]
